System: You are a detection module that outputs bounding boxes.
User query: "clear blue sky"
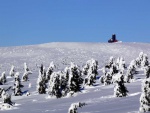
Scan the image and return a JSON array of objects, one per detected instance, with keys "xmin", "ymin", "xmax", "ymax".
[{"xmin": 0, "ymin": 0, "xmax": 150, "ymax": 46}]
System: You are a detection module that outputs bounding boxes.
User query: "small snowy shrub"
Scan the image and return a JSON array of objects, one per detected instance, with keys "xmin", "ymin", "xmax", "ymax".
[
  {"xmin": 22, "ymin": 62, "xmax": 32, "ymax": 82},
  {"xmin": 68, "ymin": 102, "xmax": 86, "ymax": 113}
]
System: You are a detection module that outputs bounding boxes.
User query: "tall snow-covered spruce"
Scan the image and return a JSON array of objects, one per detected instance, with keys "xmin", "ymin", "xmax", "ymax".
[
  {"xmin": 139, "ymin": 54, "xmax": 150, "ymax": 112},
  {"xmin": 114, "ymin": 71, "xmax": 128, "ymax": 97},
  {"xmin": 83, "ymin": 59, "xmax": 98, "ymax": 86},
  {"xmin": 36, "ymin": 64, "xmax": 47, "ymax": 94},
  {"xmin": 48, "ymin": 71, "xmax": 63, "ymax": 98},
  {"xmin": 13, "ymin": 72, "xmax": 23, "ymax": 96},
  {"xmin": 46, "ymin": 61, "xmax": 55, "ymax": 82},
  {"xmin": 68, "ymin": 62, "xmax": 83, "ymax": 93},
  {"xmin": 139, "ymin": 77, "xmax": 150, "ymax": 112}
]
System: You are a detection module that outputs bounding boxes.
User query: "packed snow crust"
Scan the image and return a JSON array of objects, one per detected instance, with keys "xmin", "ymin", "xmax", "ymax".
[{"xmin": 0, "ymin": 42, "xmax": 150, "ymax": 113}]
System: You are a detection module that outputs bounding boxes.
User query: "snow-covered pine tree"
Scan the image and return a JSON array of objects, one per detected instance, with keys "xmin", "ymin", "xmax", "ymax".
[
  {"xmin": 105, "ymin": 56, "xmax": 115, "ymax": 69},
  {"xmin": 48, "ymin": 72, "xmax": 63, "ymax": 98},
  {"xmin": 141, "ymin": 54, "xmax": 149, "ymax": 68},
  {"xmin": 139, "ymin": 52, "xmax": 144, "ymax": 62},
  {"xmin": 103, "ymin": 72, "xmax": 112, "ymax": 85},
  {"xmin": 46, "ymin": 61, "xmax": 55, "ymax": 82},
  {"xmin": 83, "ymin": 59, "xmax": 98, "ymax": 76},
  {"xmin": 60, "ymin": 71, "xmax": 69, "ymax": 96},
  {"xmin": 0, "ymin": 72, "xmax": 7, "ymax": 85},
  {"xmin": 22, "ymin": 62, "xmax": 32, "ymax": 82},
  {"xmin": 144, "ymin": 66, "xmax": 150, "ymax": 78},
  {"xmin": 48, "ymin": 70, "xmax": 70, "ymax": 98},
  {"xmin": 114, "ymin": 71, "xmax": 128, "ymax": 97},
  {"xmin": 0, "ymin": 88, "xmax": 3, "ymax": 98},
  {"xmin": 13, "ymin": 72, "xmax": 23, "ymax": 96},
  {"xmin": 125, "ymin": 60, "xmax": 138, "ymax": 83},
  {"xmin": 110, "ymin": 63, "xmax": 119, "ymax": 75},
  {"xmin": 68, "ymin": 62, "xmax": 83, "ymax": 93},
  {"xmin": 116, "ymin": 57, "xmax": 126, "ymax": 71},
  {"xmin": 125, "ymin": 68, "xmax": 134, "ymax": 83},
  {"xmin": 9, "ymin": 65, "xmax": 15, "ymax": 77},
  {"xmin": 36, "ymin": 66, "xmax": 47, "ymax": 94},
  {"xmin": 64, "ymin": 67, "xmax": 70, "ymax": 82},
  {"xmin": 136, "ymin": 52, "xmax": 149, "ymax": 68},
  {"xmin": 83, "ymin": 59, "xmax": 98, "ymax": 86},
  {"xmin": 68, "ymin": 102, "xmax": 86, "ymax": 113},
  {"xmin": 82, "ymin": 60, "xmax": 90, "ymax": 75},
  {"xmin": 84, "ymin": 72, "xmax": 96, "ymax": 86},
  {"xmin": 139, "ymin": 77, "xmax": 150, "ymax": 112},
  {"xmin": 1, "ymin": 88, "xmax": 13, "ymax": 105}
]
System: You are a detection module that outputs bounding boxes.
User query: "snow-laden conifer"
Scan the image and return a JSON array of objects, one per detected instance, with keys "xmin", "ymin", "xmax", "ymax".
[
  {"xmin": 105, "ymin": 56, "xmax": 115, "ymax": 69},
  {"xmin": 22, "ymin": 62, "xmax": 32, "ymax": 82},
  {"xmin": 136, "ymin": 52, "xmax": 149, "ymax": 68},
  {"xmin": 9, "ymin": 65, "xmax": 15, "ymax": 77},
  {"xmin": 139, "ymin": 77, "xmax": 150, "ymax": 112},
  {"xmin": 143, "ymin": 66, "xmax": 150, "ymax": 78},
  {"xmin": 114, "ymin": 71, "xmax": 128, "ymax": 97},
  {"xmin": 141, "ymin": 54, "xmax": 149, "ymax": 68},
  {"xmin": 83, "ymin": 59, "xmax": 98, "ymax": 86},
  {"xmin": 0, "ymin": 88, "xmax": 14, "ymax": 106},
  {"xmin": 124, "ymin": 60, "xmax": 138, "ymax": 83},
  {"xmin": 13, "ymin": 72, "xmax": 23, "ymax": 96},
  {"xmin": 48, "ymin": 71, "xmax": 63, "ymax": 98},
  {"xmin": 68, "ymin": 62, "xmax": 83, "ymax": 93},
  {"xmin": 0, "ymin": 72, "xmax": 7, "ymax": 85},
  {"xmin": 36, "ymin": 69, "xmax": 47, "ymax": 94},
  {"xmin": 103, "ymin": 72, "xmax": 112, "ymax": 85},
  {"xmin": 116, "ymin": 57, "xmax": 126, "ymax": 71},
  {"xmin": 36, "ymin": 64, "xmax": 47, "ymax": 94},
  {"xmin": 46, "ymin": 61, "xmax": 55, "ymax": 81}
]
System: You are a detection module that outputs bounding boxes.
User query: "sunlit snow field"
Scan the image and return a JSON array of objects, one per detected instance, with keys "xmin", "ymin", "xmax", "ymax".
[{"xmin": 0, "ymin": 42, "xmax": 150, "ymax": 113}]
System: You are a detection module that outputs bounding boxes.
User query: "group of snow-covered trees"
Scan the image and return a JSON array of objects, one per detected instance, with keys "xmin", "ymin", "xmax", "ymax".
[
  {"xmin": 32, "ymin": 52, "xmax": 150, "ymax": 112},
  {"xmin": 99, "ymin": 52, "xmax": 149, "ymax": 99},
  {"xmin": 99, "ymin": 56, "xmax": 128, "ymax": 97},
  {"xmin": 0, "ymin": 62, "xmax": 32, "ymax": 106},
  {"xmin": 36, "ymin": 59, "xmax": 99, "ymax": 98}
]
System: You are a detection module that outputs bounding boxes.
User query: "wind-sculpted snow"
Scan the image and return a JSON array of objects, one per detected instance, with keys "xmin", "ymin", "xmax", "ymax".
[{"xmin": 0, "ymin": 42, "xmax": 150, "ymax": 113}]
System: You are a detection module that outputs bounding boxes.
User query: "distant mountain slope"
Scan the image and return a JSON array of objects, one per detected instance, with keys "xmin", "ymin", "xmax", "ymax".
[{"xmin": 0, "ymin": 42, "xmax": 149, "ymax": 71}]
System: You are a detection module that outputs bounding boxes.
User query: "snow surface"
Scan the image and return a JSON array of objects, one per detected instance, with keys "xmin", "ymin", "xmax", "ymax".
[{"xmin": 0, "ymin": 42, "xmax": 150, "ymax": 113}]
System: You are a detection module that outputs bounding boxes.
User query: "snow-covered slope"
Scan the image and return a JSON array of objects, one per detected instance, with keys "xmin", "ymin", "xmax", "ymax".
[{"xmin": 0, "ymin": 42, "xmax": 150, "ymax": 113}]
